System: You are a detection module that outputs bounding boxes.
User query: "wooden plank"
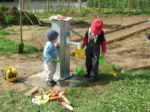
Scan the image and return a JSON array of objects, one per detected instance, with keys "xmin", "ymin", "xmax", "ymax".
[
  {"xmin": 38, "ymin": 88, "xmax": 46, "ymax": 95},
  {"xmin": 24, "ymin": 86, "xmax": 39, "ymax": 96}
]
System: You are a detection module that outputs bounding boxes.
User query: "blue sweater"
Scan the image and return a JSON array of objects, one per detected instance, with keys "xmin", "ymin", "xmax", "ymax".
[{"xmin": 43, "ymin": 42, "xmax": 57, "ymax": 63}]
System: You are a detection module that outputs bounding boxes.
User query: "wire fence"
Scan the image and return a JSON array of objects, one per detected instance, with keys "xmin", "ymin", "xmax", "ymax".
[
  {"xmin": 0, "ymin": 0, "xmax": 86, "ymax": 12},
  {"xmin": 0, "ymin": 0, "xmax": 149, "ymax": 14}
]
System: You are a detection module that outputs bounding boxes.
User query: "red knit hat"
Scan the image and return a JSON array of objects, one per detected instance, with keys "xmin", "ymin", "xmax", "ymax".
[{"xmin": 91, "ymin": 19, "xmax": 104, "ymax": 35}]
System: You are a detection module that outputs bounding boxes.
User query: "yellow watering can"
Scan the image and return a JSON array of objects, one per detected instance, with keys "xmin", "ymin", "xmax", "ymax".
[{"xmin": 74, "ymin": 49, "xmax": 85, "ymax": 58}]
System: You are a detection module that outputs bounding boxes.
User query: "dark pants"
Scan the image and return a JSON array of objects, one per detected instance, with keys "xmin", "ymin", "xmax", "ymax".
[{"xmin": 86, "ymin": 43, "xmax": 100, "ymax": 80}]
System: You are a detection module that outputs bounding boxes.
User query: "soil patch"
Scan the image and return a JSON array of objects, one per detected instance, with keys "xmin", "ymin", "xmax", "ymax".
[{"xmin": 107, "ymin": 30, "xmax": 150, "ymax": 70}]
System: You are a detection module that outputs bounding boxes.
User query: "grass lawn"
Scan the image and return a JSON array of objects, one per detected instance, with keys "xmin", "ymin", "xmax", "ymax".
[
  {"xmin": 0, "ymin": 68, "xmax": 149, "ymax": 112},
  {"xmin": 0, "ymin": 29, "xmax": 15, "ymax": 35},
  {"xmin": 0, "ymin": 37, "xmax": 38, "ymax": 56}
]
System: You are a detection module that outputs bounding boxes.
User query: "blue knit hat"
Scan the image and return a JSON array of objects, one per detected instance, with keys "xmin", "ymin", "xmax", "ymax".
[{"xmin": 46, "ymin": 30, "xmax": 58, "ymax": 41}]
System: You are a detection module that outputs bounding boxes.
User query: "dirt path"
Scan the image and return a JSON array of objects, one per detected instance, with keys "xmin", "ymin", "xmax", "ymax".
[
  {"xmin": 106, "ymin": 30, "xmax": 150, "ymax": 70},
  {"xmin": 0, "ymin": 53, "xmax": 43, "ymax": 77}
]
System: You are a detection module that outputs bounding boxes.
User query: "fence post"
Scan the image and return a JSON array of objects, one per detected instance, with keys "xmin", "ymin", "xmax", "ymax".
[
  {"xmin": 19, "ymin": 0, "xmax": 24, "ymax": 53},
  {"xmin": 67, "ymin": 0, "xmax": 70, "ymax": 10},
  {"xmin": 47, "ymin": 0, "xmax": 50, "ymax": 11},
  {"xmin": 78, "ymin": 0, "xmax": 81, "ymax": 9},
  {"xmin": 128, "ymin": 0, "xmax": 131, "ymax": 14},
  {"xmin": 99, "ymin": 0, "xmax": 103, "ymax": 13},
  {"xmin": 22, "ymin": 0, "xmax": 24, "ymax": 10}
]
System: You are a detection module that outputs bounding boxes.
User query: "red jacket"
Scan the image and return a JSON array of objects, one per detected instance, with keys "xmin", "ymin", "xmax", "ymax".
[{"xmin": 81, "ymin": 30, "xmax": 107, "ymax": 52}]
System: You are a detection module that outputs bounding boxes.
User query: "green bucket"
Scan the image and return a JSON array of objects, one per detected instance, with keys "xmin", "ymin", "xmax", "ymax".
[
  {"xmin": 99, "ymin": 56, "xmax": 104, "ymax": 64},
  {"xmin": 75, "ymin": 66, "xmax": 85, "ymax": 76}
]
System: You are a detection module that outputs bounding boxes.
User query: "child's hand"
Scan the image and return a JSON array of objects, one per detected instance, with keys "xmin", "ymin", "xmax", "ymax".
[
  {"xmin": 81, "ymin": 45, "xmax": 84, "ymax": 49},
  {"xmin": 101, "ymin": 52, "xmax": 105, "ymax": 57},
  {"xmin": 55, "ymin": 42, "xmax": 59, "ymax": 48},
  {"xmin": 51, "ymin": 59, "xmax": 56, "ymax": 62}
]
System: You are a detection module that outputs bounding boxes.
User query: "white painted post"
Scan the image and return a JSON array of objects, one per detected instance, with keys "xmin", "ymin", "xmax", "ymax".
[{"xmin": 51, "ymin": 17, "xmax": 72, "ymax": 80}]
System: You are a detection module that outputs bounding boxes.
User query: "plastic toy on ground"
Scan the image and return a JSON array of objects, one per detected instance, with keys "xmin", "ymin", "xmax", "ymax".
[
  {"xmin": 31, "ymin": 89, "xmax": 74, "ymax": 111},
  {"xmin": 1, "ymin": 66, "xmax": 18, "ymax": 82},
  {"xmin": 61, "ymin": 102, "xmax": 74, "ymax": 111},
  {"xmin": 75, "ymin": 66, "xmax": 85, "ymax": 76}
]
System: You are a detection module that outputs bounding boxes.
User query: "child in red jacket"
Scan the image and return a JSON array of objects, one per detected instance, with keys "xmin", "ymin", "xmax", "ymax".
[{"xmin": 81, "ymin": 19, "xmax": 107, "ymax": 81}]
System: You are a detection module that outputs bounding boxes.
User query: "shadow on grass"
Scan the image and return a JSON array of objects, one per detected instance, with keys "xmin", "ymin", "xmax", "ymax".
[
  {"xmin": 78, "ymin": 73, "xmax": 116, "ymax": 87},
  {"xmin": 79, "ymin": 70, "xmax": 150, "ymax": 87}
]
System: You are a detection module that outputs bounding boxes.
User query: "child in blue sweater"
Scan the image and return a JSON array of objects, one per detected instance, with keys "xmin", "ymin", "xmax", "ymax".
[{"xmin": 43, "ymin": 30, "xmax": 59, "ymax": 86}]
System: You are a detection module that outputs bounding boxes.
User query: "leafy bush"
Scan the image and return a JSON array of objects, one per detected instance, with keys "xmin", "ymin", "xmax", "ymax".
[
  {"xmin": 0, "ymin": 5, "xmax": 8, "ymax": 13},
  {"xmin": 0, "ymin": 5, "xmax": 39, "ymax": 25},
  {"xmin": 4, "ymin": 14, "xmax": 13, "ymax": 24},
  {"xmin": 22, "ymin": 16, "xmax": 30, "ymax": 25}
]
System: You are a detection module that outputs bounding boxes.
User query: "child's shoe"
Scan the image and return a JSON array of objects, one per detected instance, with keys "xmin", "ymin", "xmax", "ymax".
[
  {"xmin": 46, "ymin": 80, "xmax": 57, "ymax": 86},
  {"xmin": 89, "ymin": 76, "xmax": 98, "ymax": 82},
  {"xmin": 89, "ymin": 78, "xmax": 98, "ymax": 82}
]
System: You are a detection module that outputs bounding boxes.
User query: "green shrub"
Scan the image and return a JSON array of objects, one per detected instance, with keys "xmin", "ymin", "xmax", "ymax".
[
  {"xmin": 0, "ymin": 5, "xmax": 8, "ymax": 13},
  {"xmin": 0, "ymin": 5, "xmax": 38, "ymax": 25},
  {"xmin": 4, "ymin": 14, "xmax": 13, "ymax": 24},
  {"xmin": 22, "ymin": 16, "xmax": 30, "ymax": 25}
]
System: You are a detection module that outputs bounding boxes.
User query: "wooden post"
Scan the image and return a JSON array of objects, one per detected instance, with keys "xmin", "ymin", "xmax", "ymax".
[
  {"xmin": 19, "ymin": 0, "xmax": 24, "ymax": 53},
  {"xmin": 99, "ymin": 0, "xmax": 103, "ymax": 13},
  {"xmin": 78, "ymin": 0, "xmax": 81, "ymax": 10},
  {"xmin": 72, "ymin": 0, "xmax": 75, "ymax": 8},
  {"xmin": 22, "ymin": 0, "xmax": 24, "ymax": 10},
  {"xmin": 67, "ymin": 0, "xmax": 70, "ymax": 10},
  {"xmin": 47, "ymin": 0, "xmax": 50, "ymax": 11},
  {"xmin": 128, "ymin": 0, "xmax": 131, "ymax": 14}
]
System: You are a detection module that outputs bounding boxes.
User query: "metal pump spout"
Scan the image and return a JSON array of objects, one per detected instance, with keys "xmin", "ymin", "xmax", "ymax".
[{"xmin": 66, "ymin": 37, "xmax": 81, "ymax": 49}]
